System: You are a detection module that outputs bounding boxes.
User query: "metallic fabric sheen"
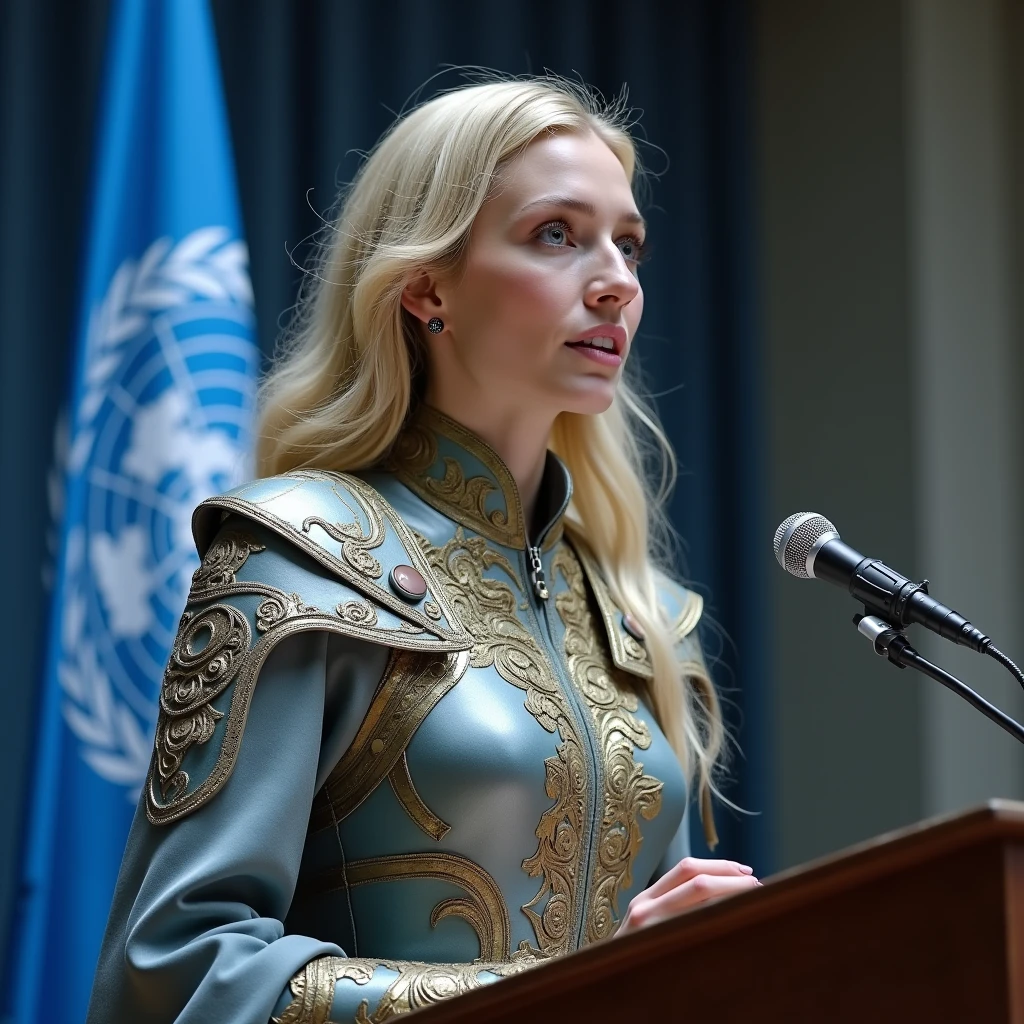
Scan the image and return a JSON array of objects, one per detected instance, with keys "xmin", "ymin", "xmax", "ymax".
[{"xmin": 88, "ymin": 406, "xmax": 703, "ymax": 1024}]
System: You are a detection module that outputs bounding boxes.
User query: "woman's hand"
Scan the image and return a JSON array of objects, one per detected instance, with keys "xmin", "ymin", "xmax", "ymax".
[{"xmin": 616, "ymin": 857, "xmax": 762, "ymax": 936}]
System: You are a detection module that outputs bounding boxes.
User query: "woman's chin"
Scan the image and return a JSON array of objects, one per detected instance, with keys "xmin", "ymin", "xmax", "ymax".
[{"xmin": 556, "ymin": 379, "xmax": 619, "ymax": 416}]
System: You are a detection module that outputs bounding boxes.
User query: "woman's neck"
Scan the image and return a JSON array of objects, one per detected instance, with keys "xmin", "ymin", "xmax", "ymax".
[{"xmin": 423, "ymin": 390, "xmax": 553, "ymax": 535}]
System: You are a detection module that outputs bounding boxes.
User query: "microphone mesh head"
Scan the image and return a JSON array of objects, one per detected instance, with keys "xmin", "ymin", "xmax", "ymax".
[{"xmin": 773, "ymin": 512, "xmax": 838, "ymax": 579}]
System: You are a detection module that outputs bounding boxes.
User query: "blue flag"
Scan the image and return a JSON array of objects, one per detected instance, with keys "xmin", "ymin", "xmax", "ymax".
[{"xmin": 5, "ymin": 2, "xmax": 259, "ymax": 1021}]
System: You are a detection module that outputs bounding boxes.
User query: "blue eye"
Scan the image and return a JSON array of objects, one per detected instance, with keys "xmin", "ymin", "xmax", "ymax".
[
  {"xmin": 537, "ymin": 220, "xmax": 571, "ymax": 246},
  {"xmin": 618, "ymin": 235, "xmax": 649, "ymax": 265}
]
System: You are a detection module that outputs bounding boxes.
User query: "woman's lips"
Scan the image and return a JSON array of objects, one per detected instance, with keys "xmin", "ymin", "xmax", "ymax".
[{"xmin": 565, "ymin": 341, "xmax": 623, "ymax": 367}]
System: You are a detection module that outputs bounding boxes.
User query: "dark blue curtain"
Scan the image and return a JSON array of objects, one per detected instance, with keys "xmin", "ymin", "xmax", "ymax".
[{"xmin": 0, "ymin": 0, "xmax": 768, "ymax": 970}]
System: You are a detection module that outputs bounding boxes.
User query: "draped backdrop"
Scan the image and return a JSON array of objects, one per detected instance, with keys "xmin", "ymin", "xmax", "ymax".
[{"xmin": 0, "ymin": 0, "xmax": 768, "ymax": 974}]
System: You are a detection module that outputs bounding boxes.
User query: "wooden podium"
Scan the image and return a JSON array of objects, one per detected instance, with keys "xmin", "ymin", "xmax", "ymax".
[{"xmin": 414, "ymin": 801, "xmax": 1024, "ymax": 1023}]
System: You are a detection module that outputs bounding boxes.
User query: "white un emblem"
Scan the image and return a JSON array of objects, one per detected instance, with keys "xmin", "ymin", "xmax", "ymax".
[{"xmin": 57, "ymin": 228, "xmax": 259, "ymax": 792}]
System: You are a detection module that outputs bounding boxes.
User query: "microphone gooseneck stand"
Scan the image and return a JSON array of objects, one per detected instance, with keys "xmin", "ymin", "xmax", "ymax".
[
  {"xmin": 854, "ymin": 614, "xmax": 1024, "ymax": 746},
  {"xmin": 983, "ymin": 643, "xmax": 1024, "ymax": 691}
]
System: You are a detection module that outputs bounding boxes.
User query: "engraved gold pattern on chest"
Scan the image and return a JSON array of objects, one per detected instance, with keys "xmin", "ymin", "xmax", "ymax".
[
  {"xmin": 418, "ymin": 528, "xmax": 587, "ymax": 956},
  {"xmin": 553, "ymin": 545, "xmax": 664, "ymax": 944}
]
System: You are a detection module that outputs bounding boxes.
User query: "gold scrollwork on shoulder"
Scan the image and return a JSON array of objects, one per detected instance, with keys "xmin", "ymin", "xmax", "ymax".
[
  {"xmin": 336, "ymin": 599, "xmax": 379, "ymax": 629},
  {"xmin": 190, "ymin": 529, "xmax": 266, "ymax": 597},
  {"xmin": 148, "ymin": 600, "xmax": 472, "ymax": 827},
  {"xmin": 147, "ymin": 603, "xmax": 251, "ymax": 815},
  {"xmin": 302, "ymin": 506, "xmax": 384, "ymax": 581},
  {"xmin": 419, "ymin": 528, "xmax": 588, "ymax": 956},
  {"xmin": 201, "ymin": 475, "xmax": 471, "ymax": 648},
  {"xmin": 255, "ymin": 592, "xmax": 320, "ymax": 632},
  {"xmin": 553, "ymin": 544, "xmax": 664, "ymax": 945}
]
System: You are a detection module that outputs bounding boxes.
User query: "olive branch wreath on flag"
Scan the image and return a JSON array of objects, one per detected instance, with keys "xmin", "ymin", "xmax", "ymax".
[{"xmin": 50, "ymin": 227, "xmax": 253, "ymax": 794}]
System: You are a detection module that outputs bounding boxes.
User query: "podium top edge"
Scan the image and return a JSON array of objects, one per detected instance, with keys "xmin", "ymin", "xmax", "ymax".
[{"xmin": 765, "ymin": 797, "xmax": 1024, "ymax": 887}]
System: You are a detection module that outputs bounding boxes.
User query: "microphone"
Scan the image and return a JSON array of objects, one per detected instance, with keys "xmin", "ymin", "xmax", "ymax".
[{"xmin": 773, "ymin": 512, "xmax": 990, "ymax": 652}]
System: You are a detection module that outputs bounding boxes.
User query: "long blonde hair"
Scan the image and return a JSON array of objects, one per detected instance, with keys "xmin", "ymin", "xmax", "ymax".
[{"xmin": 256, "ymin": 75, "xmax": 725, "ymax": 841}]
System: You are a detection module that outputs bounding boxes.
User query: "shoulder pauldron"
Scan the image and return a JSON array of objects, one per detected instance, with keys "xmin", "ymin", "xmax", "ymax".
[
  {"xmin": 145, "ymin": 470, "xmax": 472, "ymax": 826},
  {"xmin": 570, "ymin": 544, "xmax": 705, "ymax": 680}
]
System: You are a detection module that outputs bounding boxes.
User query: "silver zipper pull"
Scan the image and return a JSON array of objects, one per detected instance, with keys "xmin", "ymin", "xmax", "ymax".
[{"xmin": 528, "ymin": 545, "xmax": 549, "ymax": 600}]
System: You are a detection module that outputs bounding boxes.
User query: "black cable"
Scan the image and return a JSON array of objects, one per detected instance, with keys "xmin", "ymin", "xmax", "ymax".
[
  {"xmin": 885, "ymin": 635, "xmax": 1024, "ymax": 745},
  {"xmin": 984, "ymin": 644, "xmax": 1024, "ymax": 693}
]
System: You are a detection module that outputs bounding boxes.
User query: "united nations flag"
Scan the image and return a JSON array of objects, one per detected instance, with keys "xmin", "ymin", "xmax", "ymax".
[{"xmin": 4, "ymin": 3, "xmax": 259, "ymax": 1022}]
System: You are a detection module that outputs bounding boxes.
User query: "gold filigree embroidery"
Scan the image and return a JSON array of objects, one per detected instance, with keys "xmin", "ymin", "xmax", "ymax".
[
  {"xmin": 274, "ymin": 945, "xmax": 548, "ymax": 1024},
  {"xmin": 423, "ymin": 600, "xmax": 441, "ymax": 620},
  {"xmin": 623, "ymin": 634, "xmax": 647, "ymax": 661},
  {"xmin": 387, "ymin": 407, "xmax": 526, "ymax": 548},
  {"xmin": 200, "ymin": 472, "xmax": 470, "ymax": 645},
  {"xmin": 272, "ymin": 955, "xmax": 346, "ymax": 1024},
  {"xmin": 302, "ymin": 503, "xmax": 384, "ymax": 581},
  {"xmin": 147, "ymin": 603, "xmax": 251, "ymax": 811},
  {"xmin": 299, "ymin": 851, "xmax": 511, "ymax": 960},
  {"xmin": 148, "ymin": 613, "xmax": 468, "ymax": 826},
  {"xmin": 336, "ymin": 599, "xmax": 378, "ymax": 629},
  {"xmin": 354, "ymin": 945, "xmax": 546, "ymax": 1024},
  {"xmin": 309, "ymin": 650, "xmax": 469, "ymax": 833},
  {"xmin": 553, "ymin": 545, "xmax": 664, "ymax": 944},
  {"xmin": 418, "ymin": 528, "xmax": 588, "ymax": 955},
  {"xmin": 190, "ymin": 530, "xmax": 266, "ymax": 595},
  {"xmin": 255, "ymin": 592, "xmax": 320, "ymax": 632}
]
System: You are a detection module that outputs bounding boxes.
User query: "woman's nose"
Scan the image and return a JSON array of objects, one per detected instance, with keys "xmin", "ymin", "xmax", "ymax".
[{"xmin": 585, "ymin": 252, "xmax": 640, "ymax": 308}]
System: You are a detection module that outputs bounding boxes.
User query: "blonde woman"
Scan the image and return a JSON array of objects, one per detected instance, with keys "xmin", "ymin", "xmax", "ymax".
[{"xmin": 87, "ymin": 76, "xmax": 757, "ymax": 1024}]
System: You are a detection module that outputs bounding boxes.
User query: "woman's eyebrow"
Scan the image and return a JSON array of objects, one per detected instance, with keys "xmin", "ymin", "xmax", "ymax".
[{"xmin": 517, "ymin": 194, "xmax": 646, "ymax": 231}]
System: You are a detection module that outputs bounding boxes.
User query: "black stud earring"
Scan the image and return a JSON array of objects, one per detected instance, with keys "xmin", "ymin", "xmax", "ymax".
[{"xmin": 427, "ymin": 317, "xmax": 444, "ymax": 334}]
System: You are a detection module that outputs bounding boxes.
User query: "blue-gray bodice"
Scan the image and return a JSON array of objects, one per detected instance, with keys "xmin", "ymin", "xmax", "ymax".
[{"xmin": 86, "ymin": 407, "xmax": 707, "ymax": 1024}]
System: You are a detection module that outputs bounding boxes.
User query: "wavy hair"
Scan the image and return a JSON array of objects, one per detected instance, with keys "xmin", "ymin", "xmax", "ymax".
[{"xmin": 256, "ymin": 74, "xmax": 726, "ymax": 844}]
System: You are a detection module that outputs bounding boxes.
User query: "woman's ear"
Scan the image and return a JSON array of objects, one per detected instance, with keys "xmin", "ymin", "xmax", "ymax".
[{"xmin": 400, "ymin": 271, "xmax": 446, "ymax": 326}]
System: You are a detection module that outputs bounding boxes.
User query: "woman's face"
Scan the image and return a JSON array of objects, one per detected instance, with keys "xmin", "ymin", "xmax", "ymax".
[{"xmin": 418, "ymin": 129, "xmax": 645, "ymax": 420}]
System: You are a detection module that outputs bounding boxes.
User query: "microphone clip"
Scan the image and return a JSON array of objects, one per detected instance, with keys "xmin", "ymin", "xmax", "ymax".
[{"xmin": 852, "ymin": 612, "xmax": 915, "ymax": 668}]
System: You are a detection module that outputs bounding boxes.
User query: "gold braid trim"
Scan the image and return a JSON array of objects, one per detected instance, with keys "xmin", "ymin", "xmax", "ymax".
[
  {"xmin": 274, "ymin": 945, "xmax": 548, "ymax": 1024},
  {"xmin": 273, "ymin": 956, "xmax": 359, "ymax": 1024}
]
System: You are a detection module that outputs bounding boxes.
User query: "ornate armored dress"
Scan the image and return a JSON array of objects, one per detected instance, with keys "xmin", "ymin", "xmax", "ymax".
[{"xmin": 87, "ymin": 407, "xmax": 707, "ymax": 1024}]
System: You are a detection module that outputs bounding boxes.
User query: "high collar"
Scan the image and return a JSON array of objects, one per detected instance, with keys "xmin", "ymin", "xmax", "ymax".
[{"xmin": 386, "ymin": 405, "xmax": 572, "ymax": 551}]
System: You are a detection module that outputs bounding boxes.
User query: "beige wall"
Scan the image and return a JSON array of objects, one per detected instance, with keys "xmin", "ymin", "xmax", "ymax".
[{"xmin": 756, "ymin": 0, "xmax": 1024, "ymax": 869}]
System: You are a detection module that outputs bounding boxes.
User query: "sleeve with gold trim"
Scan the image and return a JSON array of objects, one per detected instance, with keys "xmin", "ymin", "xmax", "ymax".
[{"xmin": 86, "ymin": 470, "xmax": 525, "ymax": 1024}]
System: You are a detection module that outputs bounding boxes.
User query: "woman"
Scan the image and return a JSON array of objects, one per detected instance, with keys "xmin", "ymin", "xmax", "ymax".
[{"xmin": 87, "ymin": 76, "xmax": 757, "ymax": 1024}]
